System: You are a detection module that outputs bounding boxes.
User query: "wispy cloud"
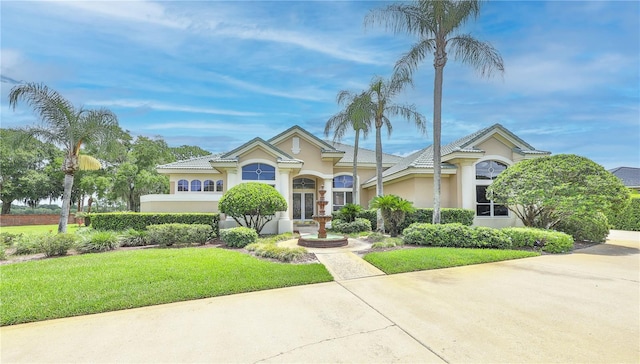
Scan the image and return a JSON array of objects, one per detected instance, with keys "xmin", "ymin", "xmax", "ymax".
[{"xmin": 86, "ymin": 99, "xmax": 262, "ymax": 117}]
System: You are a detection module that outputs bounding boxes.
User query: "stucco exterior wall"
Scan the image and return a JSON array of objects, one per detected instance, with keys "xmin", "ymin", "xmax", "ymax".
[
  {"xmin": 273, "ymin": 135, "xmax": 335, "ymax": 175},
  {"xmin": 477, "ymin": 137, "xmax": 513, "ymax": 159},
  {"xmin": 140, "ymin": 194, "xmax": 220, "ymax": 213},
  {"xmin": 238, "ymin": 147, "xmax": 277, "ymax": 164}
]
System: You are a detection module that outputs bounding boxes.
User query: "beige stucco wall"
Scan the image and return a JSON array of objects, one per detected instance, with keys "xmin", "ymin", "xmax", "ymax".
[
  {"xmin": 141, "ymin": 200, "xmax": 219, "ymax": 213},
  {"xmin": 238, "ymin": 147, "xmax": 278, "ymax": 164},
  {"xmin": 273, "ymin": 135, "xmax": 335, "ymax": 175},
  {"xmin": 477, "ymin": 137, "xmax": 514, "ymax": 160}
]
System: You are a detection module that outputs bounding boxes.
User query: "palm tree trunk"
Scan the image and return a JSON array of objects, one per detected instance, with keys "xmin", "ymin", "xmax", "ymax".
[
  {"xmin": 432, "ymin": 53, "xmax": 446, "ymax": 224},
  {"xmin": 352, "ymin": 129, "xmax": 360, "ymax": 205},
  {"xmin": 58, "ymin": 173, "xmax": 74, "ymax": 233},
  {"xmin": 375, "ymin": 121, "xmax": 385, "ymax": 232}
]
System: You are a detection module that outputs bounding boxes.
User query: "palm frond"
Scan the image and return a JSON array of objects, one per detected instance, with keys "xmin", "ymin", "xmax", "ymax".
[
  {"xmin": 78, "ymin": 154, "xmax": 102, "ymax": 171},
  {"xmin": 395, "ymin": 39, "xmax": 435, "ymax": 76},
  {"xmin": 9, "ymin": 83, "xmax": 76, "ymax": 132},
  {"xmin": 449, "ymin": 34, "xmax": 505, "ymax": 78}
]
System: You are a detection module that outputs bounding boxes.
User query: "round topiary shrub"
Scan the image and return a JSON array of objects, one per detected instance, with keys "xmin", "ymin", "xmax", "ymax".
[
  {"xmin": 220, "ymin": 227, "xmax": 258, "ymax": 248},
  {"xmin": 555, "ymin": 212, "xmax": 609, "ymax": 243}
]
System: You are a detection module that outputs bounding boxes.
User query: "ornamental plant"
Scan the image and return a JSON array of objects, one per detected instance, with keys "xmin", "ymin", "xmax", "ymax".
[
  {"xmin": 219, "ymin": 182, "xmax": 287, "ymax": 234},
  {"xmin": 370, "ymin": 194, "xmax": 415, "ymax": 237}
]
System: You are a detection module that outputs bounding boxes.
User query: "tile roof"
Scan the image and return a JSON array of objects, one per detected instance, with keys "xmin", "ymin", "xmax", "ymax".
[
  {"xmin": 609, "ymin": 167, "xmax": 640, "ymax": 187},
  {"xmin": 368, "ymin": 123, "xmax": 549, "ymax": 182},
  {"xmin": 157, "ymin": 154, "xmax": 221, "ymax": 170},
  {"xmin": 329, "ymin": 141, "xmax": 404, "ymax": 165}
]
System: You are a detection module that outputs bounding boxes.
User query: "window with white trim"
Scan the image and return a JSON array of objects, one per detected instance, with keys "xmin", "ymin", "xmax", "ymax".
[
  {"xmin": 242, "ymin": 163, "xmax": 275, "ymax": 181},
  {"xmin": 216, "ymin": 179, "xmax": 224, "ymax": 192},
  {"xmin": 190, "ymin": 180, "xmax": 202, "ymax": 192},
  {"xmin": 177, "ymin": 179, "xmax": 188, "ymax": 192},
  {"xmin": 204, "ymin": 180, "xmax": 215, "ymax": 192},
  {"xmin": 475, "ymin": 160, "xmax": 508, "ymax": 217},
  {"xmin": 332, "ymin": 175, "xmax": 353, "ymax": 211}
]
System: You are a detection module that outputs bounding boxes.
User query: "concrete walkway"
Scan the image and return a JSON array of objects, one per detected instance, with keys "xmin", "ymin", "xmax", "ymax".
[{"xmin": 1, "ymin": 231, "xmax": 638, "ymax": 363}]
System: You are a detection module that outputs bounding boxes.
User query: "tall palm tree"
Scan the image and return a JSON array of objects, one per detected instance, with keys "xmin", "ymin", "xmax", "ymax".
[
  {"xmin": 366, "ymin": 0, "xmax": 504, "ymax": 224},
  {"xmin": 324, "ymin": 90, "xmax": 373, "ymax": 204},
  {"xmin": 9, "ymin": 83, "xmax": 119, "ymax": 233},
  {"xmin": 366, "ymin": 73, "xmax": 426, "ymax": 231}
]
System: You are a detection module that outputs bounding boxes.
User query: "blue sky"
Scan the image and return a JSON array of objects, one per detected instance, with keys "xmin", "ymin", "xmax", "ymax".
[{"xmin": 1, "ymin": 1, "xmax": 638, "ymax": 169}]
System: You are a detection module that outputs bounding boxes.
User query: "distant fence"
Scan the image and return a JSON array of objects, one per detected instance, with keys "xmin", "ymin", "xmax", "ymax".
[{"xmin": 0, "ymin": 214, "xmax": 76, "ymax": 227}]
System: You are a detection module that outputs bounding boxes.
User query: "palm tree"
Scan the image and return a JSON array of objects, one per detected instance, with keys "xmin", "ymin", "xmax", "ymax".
[
  {"xmin": 366, "ymin": 0, "xmax": 504, "ymax": 224},
  {"xmin": 9, "ymin": 83, "xmax": 119, "ymax": 233},
  {"xmin": 366, "ymin": 72, "xmax": 426, "ymax": 231},
  {"xmin": 324, "ymin": 90, "xmax": 373, "ymax": 204}
]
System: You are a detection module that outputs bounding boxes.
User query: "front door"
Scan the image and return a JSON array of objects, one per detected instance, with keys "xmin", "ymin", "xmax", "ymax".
[{"xmin": 293, "ymin": 192, "xmax": 314, "ymax": 220}]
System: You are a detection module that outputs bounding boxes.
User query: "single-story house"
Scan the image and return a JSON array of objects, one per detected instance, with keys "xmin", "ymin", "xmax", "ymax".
[
  {"xmin": 141, "ymin": 123, "xmax": 550, "ymax": 234},
  {"xmin": 609, "ymin": 167, "xmax": 640, "ymax": 192}
]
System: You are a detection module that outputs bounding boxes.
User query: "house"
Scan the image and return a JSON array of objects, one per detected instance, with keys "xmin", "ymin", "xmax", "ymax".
[
  {"xmin": 141, "ymin": 123, "xmax": 550, "ymax": 233},
  {"xmin": 609, "ymin": 167, "xmax": 640, "ymax": 192}
]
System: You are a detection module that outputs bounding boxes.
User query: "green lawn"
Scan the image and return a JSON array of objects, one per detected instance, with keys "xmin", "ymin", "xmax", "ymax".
[
  {"xmin": 364, "ymin": 247, "xmax": 540, "ymax": 274},
  {"xmin": 1, "ymin": 224, "xmax": 80, "ymax": 234},
  {"xmin": 0, "ymin": 248, "xmax": 332, "ymax": 326}
]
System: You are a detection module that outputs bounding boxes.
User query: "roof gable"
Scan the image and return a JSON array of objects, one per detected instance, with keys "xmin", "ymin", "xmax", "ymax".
[
  {"xmin": 268, "ymin": 125, "xmax": 341, "ymax": 153},
  {"xmin": 216, "ymin": 137, "xmax": 300, "ymax": 163}
]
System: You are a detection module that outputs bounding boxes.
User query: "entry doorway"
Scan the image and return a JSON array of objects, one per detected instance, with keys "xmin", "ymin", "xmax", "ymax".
[{"xmin": 293, "ymin": 192, "xmax": 314, "ymax": 220}]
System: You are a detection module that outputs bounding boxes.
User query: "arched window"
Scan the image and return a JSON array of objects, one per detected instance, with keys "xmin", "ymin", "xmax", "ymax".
[
  {"xmin": 191, "ymin": 180, "xmax": 202, "ymax": 192},
  {"xmin": 177, "ymin": 179, "xmax": 188, "ymax": 192},
  {"xmin": 332, "ymin": 175, "xmax": 353, "ymax": 211},
  {"xmin": 204, "ymin": 180, "xmax": 215, "ymax": 192},
  {"xmin": 216, "ymin": 179, "xmax": 224, "ymax": 192},
  {"xmin": 293, "ymin": 178, "xmax": 316, "ymax": 190},
  {"xmin": 242, "ymin": 163, "xmax": 275, "ymax": 181},
  {"xmin": 475, "ymin": 160, "xmax": 508, "ymax": 217}
]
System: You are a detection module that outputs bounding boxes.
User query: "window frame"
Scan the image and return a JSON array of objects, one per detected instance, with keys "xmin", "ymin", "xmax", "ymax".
[{"xmin": 474, "ymin": 159, "xmax": 509, "ymax": 218}]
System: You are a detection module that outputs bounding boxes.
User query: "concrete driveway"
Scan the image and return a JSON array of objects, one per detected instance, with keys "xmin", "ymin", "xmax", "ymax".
[{"xmin": 1, "ymin": 231, "xmax": 638, "ymax": 363}]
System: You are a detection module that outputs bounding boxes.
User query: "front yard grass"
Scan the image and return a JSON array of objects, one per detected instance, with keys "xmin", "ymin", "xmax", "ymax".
[
  {"xmin": 364, "ymin": 247, "xmax": 540, "ymax": 274},
  {"xmin": 0, "ymin": 248, "xmax": 332, "ymax": 326},
  {"xmin": 1, "ymin": 224, "xmax": 80, "ymax": 235}
]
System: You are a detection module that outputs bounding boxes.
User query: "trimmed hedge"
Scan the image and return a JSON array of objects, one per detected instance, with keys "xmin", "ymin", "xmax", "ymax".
[
  {"xmin": 402, "ymin": 223, "xmax": 511, "ymax": 249},
  {"xmin": 88, "ymin": 213, "xmax": 219, "ymax": 236},
  {"xmin": 607, "ymin": 196, "xmax": 640, "ymax": 231},
  {"xmin": 502, "ymin": 227, "xmax": 574, "ymax": 253},
  {"xmin": 555, "ymin": 212, "xmax": 609, "ymax": 243},
  {"xmin": 220, "ymin": 227, "xmax": 258, "ymax": 248},
  {"xmin": 334, "ymin": 208, "xmax": 474, "ymax": 231},
  {"xmin": 331, "ymin": 218, "xmax": 372, "ymax": 234},
  {"xmin": 147, "ymin": 224, "xmax": 214, "ymax": 247}
]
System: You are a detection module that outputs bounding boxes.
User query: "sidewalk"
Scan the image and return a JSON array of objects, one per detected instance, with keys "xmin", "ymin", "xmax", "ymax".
[{"xmin": 1, "ymin": 231, "xmax": 638, "ymax": 363}]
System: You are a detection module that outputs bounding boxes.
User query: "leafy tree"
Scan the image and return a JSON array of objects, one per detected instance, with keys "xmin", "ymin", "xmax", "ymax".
[
  {"xmin": 324, "ymin": 91, "xmax": 373, "ymax": 204},
  {"xmin": 131, "ymin": 136, "xmax": 175, "ymax": 171},
  {"xmin": 365, "ymin": 73, "xmax": 426, "ymax": 231},
  {"xmin": 366, "ymin": 0, "xmax": 504, "ymax": 224},
  {"xmin": 9, "ymin": 83, "xmax": 119, "ymax": 232},
  {"xmin": 487, "ymin": 154, "xmax": 630, "ymax": 230},
  {"xmin": 0, "ymin": 129, "xmax": 62, "ymax": 214},
  {"xmin": 219, "ymin": 182, "xmax": 287, "ymax": 234},
  {"xmin": 370, "ymin": 194, "xmax": 415, "ymax": 237},
  {"xmin": 170, "ymin": 145, "xmax": 210, "ymax": 161}
]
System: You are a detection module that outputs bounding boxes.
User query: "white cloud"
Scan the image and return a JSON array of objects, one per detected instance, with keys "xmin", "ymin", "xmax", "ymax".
[{"xmin": 86, "ymin": 99, "xmax": 262, "ymax": 117}]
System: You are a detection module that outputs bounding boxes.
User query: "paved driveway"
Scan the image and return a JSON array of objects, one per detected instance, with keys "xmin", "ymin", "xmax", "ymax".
[{"xmin": 1, "ymin": 231, "xmax": 638, "ymax": 363}]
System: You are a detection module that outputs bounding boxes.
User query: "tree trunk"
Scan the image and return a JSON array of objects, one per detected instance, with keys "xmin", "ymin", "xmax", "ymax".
[
  {"xmin": 375, "ymin": 120, "xmax": 385, "ymax": 232},
  {"xmin": 432, "ymin": 44, "xmax": 447, "ymax": 224},
  {"xmin": 58, "ymin": 173, "xmax": 75, "ymax": 233},
  {"xmin": 1, "ymin": 200, "xmax": 12, "ymax": 214},
  {"xmin": 87, "ymin": 196, "xmax": 93, "ymax": 213},
  {"xmin": 352, "ymin": 129, "xmax": 360, "ymax": 205}
]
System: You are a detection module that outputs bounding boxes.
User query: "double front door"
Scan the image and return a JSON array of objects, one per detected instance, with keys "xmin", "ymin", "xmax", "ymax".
[{"xmin": 293, "ymin": 192, "xmax": 314, "ymax": 220}]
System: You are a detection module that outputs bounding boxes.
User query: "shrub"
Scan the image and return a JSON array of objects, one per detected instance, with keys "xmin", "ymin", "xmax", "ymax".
[
  {"xmin": 366, "ymin": 232, "xmax": 386, "ymax": 242},
  {"xmin": 146, "ymin": 224, "xmax": 214, "ymax": 247},
  {"xmin": 88, "ymin": 213, "xmax": 219, "ymax": 236},
  {"xmin": 1, "ymin": 232, "xmax": 22, "ymax": 247},
  {"xmin": 555, "ymin": 212, "xmax": 609, "ymax": 243},
  {"xmin": 76, "ymin": 231, "xmax": 120, "ymax": 253},
  {"xmin": 41, "ymin": 233, "xmax": 77, "ymax": 257},
  {"xmin": 502, "ymin": 227, "xmax": 574, "ymax": 253},
  {"xmin": 245, "ymin": 242, "xmax": 307, "ymax": 262},
  {"xmin": 607, "ymin": 196, "xmax": 640, "ymax": 231},
  {"xmin": 331, "ymin": 218, "xmax": 371, "ymax": 234},
  {"xmin": 402, "ymin": 223, "xmax": 512, "ymax": 250},
  {"xmin": 0, "ymin": 244, "xmax": 6, "ymax": 260},
  {"xmin": 119, "ymin": 229, "xmax": 150, "ymax": 247},
  {"xmin": 339, "ymin": 203, "xmax": 362, "ymax": 223},
  {"xmin": 371, "ymin": 237, "xmax": 404, "ymax": 249},
  {"xmin": 256, "ymin": 233, "xmax": 296, "ymax": 245},
  {"xmin": 220, "ymin": 227, "xmax": 258, "ymax": 248},
  {"xmin": 399, "ymin": 208, "xmax": 475, "ymax": 231},
  {"xmin": 13, "ymin": 236, "xmax": 42, "ymax": 255}
]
